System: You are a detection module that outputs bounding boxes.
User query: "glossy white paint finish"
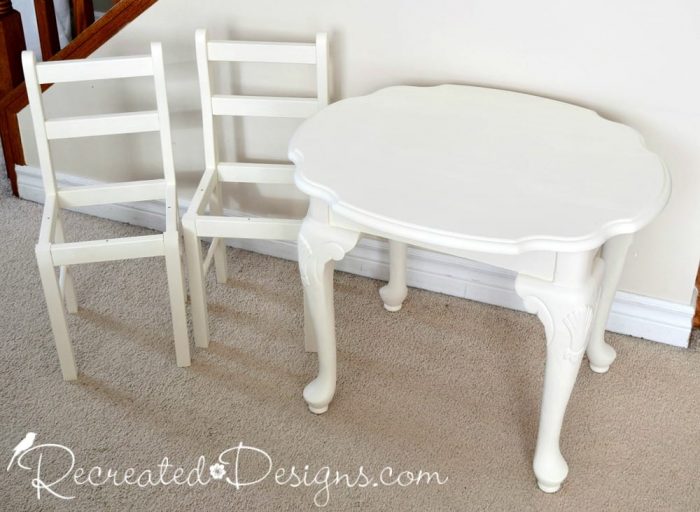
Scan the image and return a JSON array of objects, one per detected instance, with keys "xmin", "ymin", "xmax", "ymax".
[
  {"xmin": 291, "ymin": 85, "xmax": 670, "ymax": 492},
  {"xmin": 182, "ymin": 30, "xmax": 331, "ymax": 349},
  {"xmin": 23, "ymin": 44, "xmax": 191, "ymax": 380}
]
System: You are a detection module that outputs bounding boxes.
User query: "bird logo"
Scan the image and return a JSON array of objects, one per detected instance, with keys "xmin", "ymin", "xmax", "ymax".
[{"xmin": 7, "ymin": 432, "xmax": 37, "ymax": 471}]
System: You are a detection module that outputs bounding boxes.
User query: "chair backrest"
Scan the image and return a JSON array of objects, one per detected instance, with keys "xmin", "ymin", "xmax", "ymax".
[
  {"xmin": 195, "ymin": 29, "xmax": 329, "ymax": 172},
  {"xmin": 22, "ymin": 43, "xmax": 176, "ymax": 197}
]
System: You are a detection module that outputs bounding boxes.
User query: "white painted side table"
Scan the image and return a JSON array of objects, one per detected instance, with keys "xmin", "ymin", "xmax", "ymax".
[{"xmin": 289, "ymin": 85, "xmax": 670, "ymax": 492}]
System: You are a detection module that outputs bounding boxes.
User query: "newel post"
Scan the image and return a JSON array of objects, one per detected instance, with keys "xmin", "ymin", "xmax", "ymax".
[{"xmin": 0, "ymin": 0, "xmax": 26, "ymax": 96}]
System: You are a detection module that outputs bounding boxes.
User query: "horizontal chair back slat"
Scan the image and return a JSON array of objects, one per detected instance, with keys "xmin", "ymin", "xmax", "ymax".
[
  {"xmin": 44, "ymin": 111, "xmax": 160, "ymax": 140},
  {"xmin": 207, "ymin": 40, "xmax": 317, "ymax": 64},
  {"xmin": 35, "ymin": 55, "xmax": 155, "ymax": 84},
  {"xmin": 210, "ymin": 95, "xmax": 320, "ymax": 118}
]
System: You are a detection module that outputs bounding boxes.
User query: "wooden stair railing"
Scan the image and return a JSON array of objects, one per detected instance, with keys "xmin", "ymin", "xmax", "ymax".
[
  {"xmin": 35, "ymin": 0, "xmax": 60, "ymax": 60},
  {"xmin": 0, "ymin": 0, "xmax": 157, "ymax": 196},
  {"xmin": 0, "ymin": 0, "xmax": 26, "ymax": 97},
  {"xmin": 73, "ymin": 0, "xmax": 95, "ymax": 36}
]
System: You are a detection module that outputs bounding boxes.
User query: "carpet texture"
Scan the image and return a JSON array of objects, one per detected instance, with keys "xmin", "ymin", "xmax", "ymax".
[{"xmin": 0, "ymin": 181, "xmax": 698, "ymax": 511}]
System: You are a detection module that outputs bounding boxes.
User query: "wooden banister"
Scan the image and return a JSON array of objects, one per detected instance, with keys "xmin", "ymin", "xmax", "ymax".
[
  {"xmin": 72, "ymin": 0, "xmax": 95, "ymax": 36},
  {"xmin": 0, "ymin": 0, "xmax": 158, "ymax": 196},
  {"xmin": 34, "ymin": 0, "xmax": 60, "ymax": 60},
  {"xmin": 0, "ymin": 1, "xmax": 25, "ymax": 96}
]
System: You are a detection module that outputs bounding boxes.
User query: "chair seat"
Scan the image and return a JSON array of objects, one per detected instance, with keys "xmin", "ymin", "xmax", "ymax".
[
  {"xmin": 58, "ymin": 179, "xmax": 167, "ymax": 208},
  {"xmin": 217, "ymin": 162, "xmax": 295, "ymax": 184},
  {"xmin": 194, "ymin": 216, "xmax": 301, "ymax": 240},
  {"xmin": 48, "ymin": 234, "xmax": 165, "ymax": 266}
]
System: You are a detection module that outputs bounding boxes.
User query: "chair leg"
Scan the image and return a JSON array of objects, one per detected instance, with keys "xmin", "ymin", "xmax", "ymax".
[
  {"xmin": 163, "ymin": 231, "xmax": 191, "ymax": 367},
  {"xmin": 54, "ymin": 217, "xmax": 78, "ymax": 313},
  {"xmin": 35, "ymin": 246, "xmax": 77, "ymax": 380},
  {"xmin": 210, "ymin": 184, "xmax": 228, "ymax": 284},
  {"xmin": 182, "ymin": 217, "xmax": 211, "ymax": 349}
]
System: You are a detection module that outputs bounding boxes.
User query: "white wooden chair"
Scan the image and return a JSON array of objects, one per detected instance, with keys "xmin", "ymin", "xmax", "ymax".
[
  {"xmin": 182, "ymin": 29, "xmax": 330, "ymax": 349},
  {"xmin": 22, "ymin": 43, "xmax": 190, "ymax": 380}
]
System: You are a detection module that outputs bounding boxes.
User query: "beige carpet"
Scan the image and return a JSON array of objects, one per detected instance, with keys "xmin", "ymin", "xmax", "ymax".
[{"xmin": 1, "ymin": 182, "xmax": 698, "ymax": 511}]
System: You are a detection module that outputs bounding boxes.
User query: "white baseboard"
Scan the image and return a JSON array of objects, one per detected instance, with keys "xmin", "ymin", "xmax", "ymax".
[{"xmin": 17, "ymin": 165, "xmax": 694, "ymax": 348}]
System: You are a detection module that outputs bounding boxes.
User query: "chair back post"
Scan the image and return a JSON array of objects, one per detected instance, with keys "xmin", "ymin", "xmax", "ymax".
[
  {"xmin": 315, "ymin": 33, "xmax": 329, "ymax": 107},
  {"xmin": 21, "ymin": 50, "xmax": 57, "ymax": 196},
  {"xmin": 195, "ymin": 28, "xmax": 217, "ymax": 171},
  {"xmin": 150, "ymin": 42, "xmax": 177, "ymax": 188}
]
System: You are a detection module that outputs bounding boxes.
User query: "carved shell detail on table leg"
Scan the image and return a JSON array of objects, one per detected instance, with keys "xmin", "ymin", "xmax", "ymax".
[
  {"xmin": 298, "ymin": 218, "xmax": 360, "ymax": 287},
  {"xmin": 515, "ymin": 261, "xmax": 603, "ymax": 364},
  {"xmin": 520, "ymin": 296, "xmax": 595, "ymax": 364},
  {"xmin": 562, "ymin": 306, "xmax": 593, "ymax": 363}
]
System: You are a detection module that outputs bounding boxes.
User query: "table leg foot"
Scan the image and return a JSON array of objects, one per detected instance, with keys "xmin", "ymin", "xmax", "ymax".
[
  {"xmin": 303, "ymin": 376, "xmax": 334, "ymax": 415},
  {"xmin": 381, "ymin": 301, "xmax": 403, "ymax": 312},
  {"xmin": 380, "ymin": 240, "xmax": 408, "ymax": 311},
  {"xmin": 537, "ymin": 480, "xmax": 562, "ymax": 494},
  {"xmin": 589, "ymin": 363, "xmax": 610, "ymax": 374},
  {"xmin": 588, "ymin": 340, "xmax": 615, "ymax": 373},
  {"xmin": 534, "ymin": 448, "xmax": 568, "ymax": 494},
  {"xmin": 587, "ymin": 333, "xmax": 616, "ymax": 374},
  {"xmin": 308, "ymin": 404, "xmax": 329, "ymax": 415}
]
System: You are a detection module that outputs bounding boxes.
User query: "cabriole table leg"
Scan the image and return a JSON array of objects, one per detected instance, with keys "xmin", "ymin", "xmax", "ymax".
[
  {"xmin": 515, "ymin": 251, "xmax": 604, "ymax": 493},
  {"xmin": 380, "ymin": 240, "xmax": 408, "ymax": 311},
  {"xmin": 586, "ymin": 234, "xmax": 633, "ymax": 373},
  {"xmin": 298, "ymin": 209, "xmax": 359, "ymax": 414}
]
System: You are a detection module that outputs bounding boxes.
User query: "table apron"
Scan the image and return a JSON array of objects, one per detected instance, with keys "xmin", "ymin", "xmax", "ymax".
[{"xmin": 328, "ymin": 212, "xmax": 557, "ymax": 281}]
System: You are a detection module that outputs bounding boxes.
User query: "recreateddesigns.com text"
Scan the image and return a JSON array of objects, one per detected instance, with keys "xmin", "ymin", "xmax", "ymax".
[{"xmin": 8, "ymin": 437, "xmax": 448, "ymax": 507}]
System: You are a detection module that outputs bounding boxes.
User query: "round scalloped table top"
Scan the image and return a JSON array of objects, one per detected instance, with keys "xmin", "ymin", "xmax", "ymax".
[{"xmin": 290, "ymin": 85, "xmax": 670, "ymax": 254}]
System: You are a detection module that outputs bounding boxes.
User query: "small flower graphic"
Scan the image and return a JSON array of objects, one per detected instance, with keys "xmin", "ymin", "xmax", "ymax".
[{"xmin": 209, "ymin": 463, "xmax": 227, "ymax": 480}]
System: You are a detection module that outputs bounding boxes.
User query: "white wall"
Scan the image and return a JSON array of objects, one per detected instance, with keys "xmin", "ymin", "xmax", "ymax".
[{"xmin": 18, "ymin": 0, "xmax": 700, "ymax": 307}]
